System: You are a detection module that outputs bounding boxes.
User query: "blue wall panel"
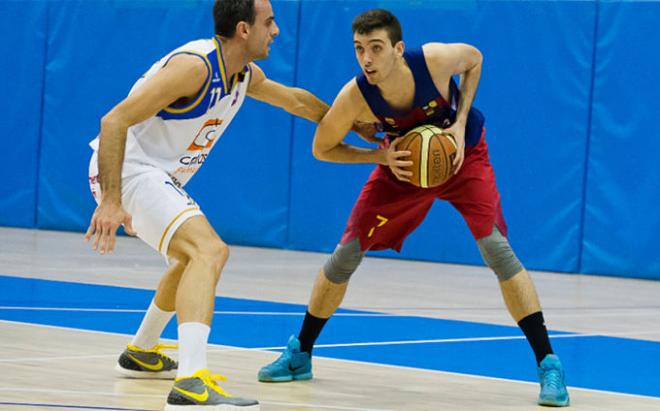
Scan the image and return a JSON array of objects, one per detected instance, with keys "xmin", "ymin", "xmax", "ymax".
[
  {"xmin": 0, "ymin": 0, "xmax": 47, "ymax": 227},
  {"xmin": 37, "ymin": 0, "xmax": 215, "ymax": 231},
  {"xmin": 189, "ymin": 0, "xmax": 300, "ymax": 248},
  {"xmin": 288, "ymin": 1, "xmax": 594, "ymax": 273},
  {"xmin": 36, "ymin": 0, "xmax": 298, "ymax": 248},
  {"xmin": 1, "ymin": 0, "xmax": 657, "ymax": 279},
  {"xmin": 582, "ymin": 2, "xmax": 660, "ymax": 279}
]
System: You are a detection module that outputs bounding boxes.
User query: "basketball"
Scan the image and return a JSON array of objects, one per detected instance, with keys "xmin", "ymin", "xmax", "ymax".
[{"xmin": 396, "ymin": 124, "xmax": 457, "ymax": 188}]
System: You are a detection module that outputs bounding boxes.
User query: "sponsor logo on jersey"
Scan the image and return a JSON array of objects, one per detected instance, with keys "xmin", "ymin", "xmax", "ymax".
[
  {"xmin": 179, "ymin": 153, "xmax": 208, "ymax": 166},
  {"xmin": 187, "ymin": 119, "xmax": 223, "ymax": 151}
]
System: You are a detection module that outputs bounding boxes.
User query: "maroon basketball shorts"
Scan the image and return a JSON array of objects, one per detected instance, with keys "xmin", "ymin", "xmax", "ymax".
[{"xmin": 340, "ymin": 130, "xmax": 507, "ymax": 252}]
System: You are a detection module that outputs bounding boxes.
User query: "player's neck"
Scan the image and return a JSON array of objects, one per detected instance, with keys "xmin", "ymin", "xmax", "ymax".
[
  {"xmin": 377, "ymin": 60, "xmax": 413, "ymax": 102},
  {"xmin": 218, "ymin": 37, "xmax": 250, "ymax": 77}
]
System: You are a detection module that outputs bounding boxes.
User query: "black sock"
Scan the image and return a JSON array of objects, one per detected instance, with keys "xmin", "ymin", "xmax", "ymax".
[
  {"xmin": 298, "ymin": 311, "xmax": 329, "ymax": 355},
  {"xmin": 517, "ymin": 311, "xmax": 553, "ymax": 365}
]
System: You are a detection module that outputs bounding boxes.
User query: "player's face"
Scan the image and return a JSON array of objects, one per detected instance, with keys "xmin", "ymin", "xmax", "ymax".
[
  {"xmin": 353, "ymin": 29, "xmax": 402, "ymax": 85},
  {"xmin": 248, "ymin": 0, "xmax": 279, "ymax": 60}
]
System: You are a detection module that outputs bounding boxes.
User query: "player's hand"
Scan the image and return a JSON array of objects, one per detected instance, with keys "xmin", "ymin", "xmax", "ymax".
[
  {"xmin": 84, "ymin": 201, "xmax": 136, "ymax": 255},
  {"xmin": 443, "ymin": 121, "xmax": 466, "ymax": 175},
  {"xmin": 352, "ymin": 121, "xmax": 384, "ymax": 145},
  {"xmin": 386, "ymin": 137, "xmax": 413, "ymax": 182}
]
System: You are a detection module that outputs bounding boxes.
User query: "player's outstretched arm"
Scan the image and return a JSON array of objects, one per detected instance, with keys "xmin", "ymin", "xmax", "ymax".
[
  {"xmin": 246, "ymin": 63, "xmax": 329, "ymax": 123},
  {"xmin": 246, "ymin": 63, "xmax": 380, "ymax": 142},
  {"xmin": 85, "ymin": 55, "xmax": 208, "ymax": 255}
]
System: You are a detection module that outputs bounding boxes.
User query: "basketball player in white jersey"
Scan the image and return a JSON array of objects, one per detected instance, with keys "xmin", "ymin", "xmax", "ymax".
[{"xmin": 84, "ymin": 1, "xmax": 352, "ymax": 409}]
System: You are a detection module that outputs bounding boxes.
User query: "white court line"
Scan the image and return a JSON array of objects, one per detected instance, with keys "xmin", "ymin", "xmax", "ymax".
[
  {"xmin": 0, "ymin": 306, "xmax": 396, "ymax": 317},
  {"xmin": 1, "ymin": 320, "xmax": 659, "ymax": 402},
  {"xmin": 237, "ymin": 333, "xmax": 596, "ymax": 352},
  {"xmin": 3, "ymin": 306, "xmax": 659, "ymax": 319},
  {"xmin": 0, "ymin": 387, "xmax": 393, "ymax": 411},
  {"xmin": 0, "ymin": 318, "xmax": 648, "ymax": 363},
  {"xmin": 301, "ymin": 355, "xmax": 660, "ymax": 403}
]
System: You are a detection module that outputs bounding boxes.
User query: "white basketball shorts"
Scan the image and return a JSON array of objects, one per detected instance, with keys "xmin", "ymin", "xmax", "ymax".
[{"xmin": 88, "ymin": 151, "xmax": 203, "ymax": 257}]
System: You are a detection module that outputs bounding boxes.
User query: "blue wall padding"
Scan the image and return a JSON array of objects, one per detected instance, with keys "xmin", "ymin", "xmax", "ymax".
[
  {"xmin": 37, "ymin": 0, "xmax": 216, "ymax": 231},
  {"xmin": 581, "ymin": 2, "xmax": 660, "ymax": 279},
  {"xmin": 288, "ymin": 0, "xmax": 595, "ymax": 272},
  {"xmin": 0, "ymin": 0, "xmax": 48, "ymax": 227},
  {"xmin": 0, "ymin": 0, "xmax": 658, "ymax": 279},
  {"xmin": 188, "ymin": 0, "xmax": 300, "ymax": 248},
  {"xmin": 35, "ymin": 0, "xmax": 298, "ymax": 249}
]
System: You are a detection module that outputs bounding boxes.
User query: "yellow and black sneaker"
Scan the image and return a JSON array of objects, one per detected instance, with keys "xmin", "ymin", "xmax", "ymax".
[
  {"xmin": 165, "ymin": 369, "xmax": 259, "ymax": 410},
  {"xmin": 115, "ymin": 343, "xmax": 177, "ymax": 379}
]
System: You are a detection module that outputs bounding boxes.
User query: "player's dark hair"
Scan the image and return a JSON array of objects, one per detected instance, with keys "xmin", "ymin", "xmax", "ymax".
[
  {"xmin": 352, "ymin": 9, "xmax": 402, "ymax": 45},
  {"xmin": 214, "ymin": 0, "xmax": 256, "ymax": 38}
]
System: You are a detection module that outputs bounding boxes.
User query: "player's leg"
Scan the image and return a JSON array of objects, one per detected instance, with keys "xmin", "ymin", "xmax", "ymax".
[
  {"xmin": 443, "ymin": 135, "xmax": 569, "ymax": 407},
  {"xmin": 303, "ymin": 237, "xmax": 364, "ymax": 346},
  {"xmin": 115, "ymin": 261, "xmax": 184, "ymax": 379},
  {"xmin": 90, "ymin": 160, "xmax": 259, "ymax": 408},
  {"xmin": 259, "ymin": 166, "xmax": 434, "ymax": 383},
  {"xmin": 154, "ymin": 259, "xmax": 185, "ymax": 312},
  {"xmin": 476, "ymin": 229, "xmax": 553, "ymax": 363},
  {"xmin": 257, "ymin": 240, "xmax": 365, "ymax": 383},
  {"xmin": 126, "ymin": 260, "xmax": 182, "ymax": 349},
  {"xmin": 297, "ymin": 241, "xmax": 364, "ymax": 350},
  {"xmin": 479, "ymin": 230, "xmax": 569, "ymax": 407},
  {"xmin": 163, "ymin": 215, "xmax": 258, "ymax": 409},
  {"xmin": 307, "ymin": 269, "xmax": 349, "ymax": 318},
  {"xmin": 89, "ymin": 155, "xmax": 182, "ymax": 379},
  {"xmin": 166, "ymin": 215, "xmax": 227, "ymax": 375}
]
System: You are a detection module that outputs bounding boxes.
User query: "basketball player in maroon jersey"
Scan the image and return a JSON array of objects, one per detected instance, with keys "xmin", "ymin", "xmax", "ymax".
[{"xmin": 258, "ymin": 9, "xmax": 569, "ymax": 407}]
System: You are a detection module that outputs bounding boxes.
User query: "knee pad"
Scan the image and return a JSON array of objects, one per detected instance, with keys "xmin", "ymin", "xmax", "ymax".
[
  {"xmin": 477, "ymin": 226, "xmax": 523, "ymax": 282},
  {"xmin": 323, "ymin": 238, "xmax": 364, "ymax": 284}
]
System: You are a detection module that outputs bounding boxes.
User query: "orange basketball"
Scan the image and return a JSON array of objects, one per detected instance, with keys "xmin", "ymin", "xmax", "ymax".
[{"xmin": 397, "ymin": 125, "xmax": 457, "ymax": 188}]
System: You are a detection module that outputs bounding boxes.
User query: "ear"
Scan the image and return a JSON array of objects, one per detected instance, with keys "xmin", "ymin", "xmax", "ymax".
[
  {"xmin": 236, "ymin": 21, "xmax": 250, "ymax": 40},
  {"xmin": 395, "ymin": 40, "xmax": 405, "ymax": 57}
]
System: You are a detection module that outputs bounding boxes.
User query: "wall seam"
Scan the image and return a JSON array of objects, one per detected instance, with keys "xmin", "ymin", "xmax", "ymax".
[
  {"xmin": 577, "ymin": 0, "xmax": 601, "ymax": 273},
  {"xmin": 284, "ymin": 0, "xmax": 304, "ymax": 248},
  {"xmin": 34, "ymin": 0, "xmax": 51, "ymax": 228}
]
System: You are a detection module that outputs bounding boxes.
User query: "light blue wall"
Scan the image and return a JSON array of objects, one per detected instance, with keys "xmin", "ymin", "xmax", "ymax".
[
  {"xmin": 0, "ymin": 0, "xmax": 48, "ymax": 228},
  {"xmin": 1, "ymin": 0, "xmax": 658, "ymax": 280},
  {"xmin": 581, "ymin": 1, "xmax": 660, "ymax": 279}
]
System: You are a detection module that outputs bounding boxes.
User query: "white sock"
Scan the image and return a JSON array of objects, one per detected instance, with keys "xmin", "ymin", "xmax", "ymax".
[
  {"xmin": 130, "ymin": 300, "xmax": 175, "ymax": 349},
  {"xmin": 177, "ymin": 322, "xmax": 210, "ymax": 378}
]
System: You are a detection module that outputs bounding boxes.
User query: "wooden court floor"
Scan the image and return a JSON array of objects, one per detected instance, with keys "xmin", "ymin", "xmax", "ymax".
[{"xmin": 1, "ymin": 227, "xmax": 659, "ymax": 411}]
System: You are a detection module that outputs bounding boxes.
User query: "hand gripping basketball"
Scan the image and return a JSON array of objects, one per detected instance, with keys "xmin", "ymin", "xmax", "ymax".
[{"xmin": 396, "ymin": 125, "xmax": 457, "ymax": 188}]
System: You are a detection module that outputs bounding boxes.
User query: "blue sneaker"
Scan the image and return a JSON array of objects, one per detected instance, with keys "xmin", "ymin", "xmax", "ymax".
[
  {"xmin": 258, "ymin": 336, "xmax": 313, "ymax": 382},
  {"xmin": 538, "ymin": 354, "xmax": 570, "ymax": 407}
]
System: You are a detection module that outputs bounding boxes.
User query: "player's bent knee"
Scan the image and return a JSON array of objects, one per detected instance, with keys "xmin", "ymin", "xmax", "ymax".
[
  {"xmin": 192, "ymin": 243, "xmax": 228, "ymax": 283},
  {"xmin": 175, "ymin": 239, "xmax": 229, "ymax": 275},
  {"xmin": 477, "ymin": 226, "xmax": 523, "ymax": 282},
  {"xmin": 213, "ymin": 241, "xmax": 230, "ymax": 262},
  {"xmin": 323, "ymin": 238, "xmax": 365, "ymax": 284}
]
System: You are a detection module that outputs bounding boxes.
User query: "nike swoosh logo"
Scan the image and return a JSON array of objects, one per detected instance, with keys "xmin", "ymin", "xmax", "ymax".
[
  {"xmin": 288, "ymin": 364, "xmax": 303, "ymax": 372},
  {"xmin": 127, "ymin": 354, "xmax": 164, "ymax": 371},
  {"xmin": 173, "ymin": 386, "xmax": 209, "ymax": 402}
]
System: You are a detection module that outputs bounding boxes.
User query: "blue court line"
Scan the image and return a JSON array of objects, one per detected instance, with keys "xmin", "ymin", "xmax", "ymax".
[
  {"xmin": 0, "ymin": 401, "xmax": 154, "ymax": 411},
  {"xmin": 1, "ymin": 275, "xmax": 659, "ymax": 399}
]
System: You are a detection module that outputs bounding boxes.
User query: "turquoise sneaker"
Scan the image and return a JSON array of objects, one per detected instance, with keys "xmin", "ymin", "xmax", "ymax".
[
  {"xmin": 258, "ymin": 336, "xmax": 312, "ymax": 382},
  {"xmin": 538, "ymin": 354, "xmax": 570, "ymax": 407}
]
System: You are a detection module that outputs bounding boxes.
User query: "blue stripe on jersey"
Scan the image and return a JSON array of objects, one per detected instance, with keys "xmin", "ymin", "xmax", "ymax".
[
  {"xmin": 157, "ymin": 38, "xmax": 243, "ymax": 121},
  {"xmin": 156, "ymin": 51, "xmax": 212, "ymax": 120},
  {"xmin": 356, "ymin": 48, "xmax": 485, "ymax": 147}
]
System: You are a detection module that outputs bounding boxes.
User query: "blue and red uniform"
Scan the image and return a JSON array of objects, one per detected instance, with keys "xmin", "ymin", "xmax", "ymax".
[{"xmin": 341, "ymin": 48, "xmax": 507, "ymax": 251}]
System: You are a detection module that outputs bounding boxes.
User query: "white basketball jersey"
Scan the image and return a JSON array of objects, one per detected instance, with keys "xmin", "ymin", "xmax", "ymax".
[{"xmin": 90, "ymin": 36, "xmax": 251, "ymax": 187}]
